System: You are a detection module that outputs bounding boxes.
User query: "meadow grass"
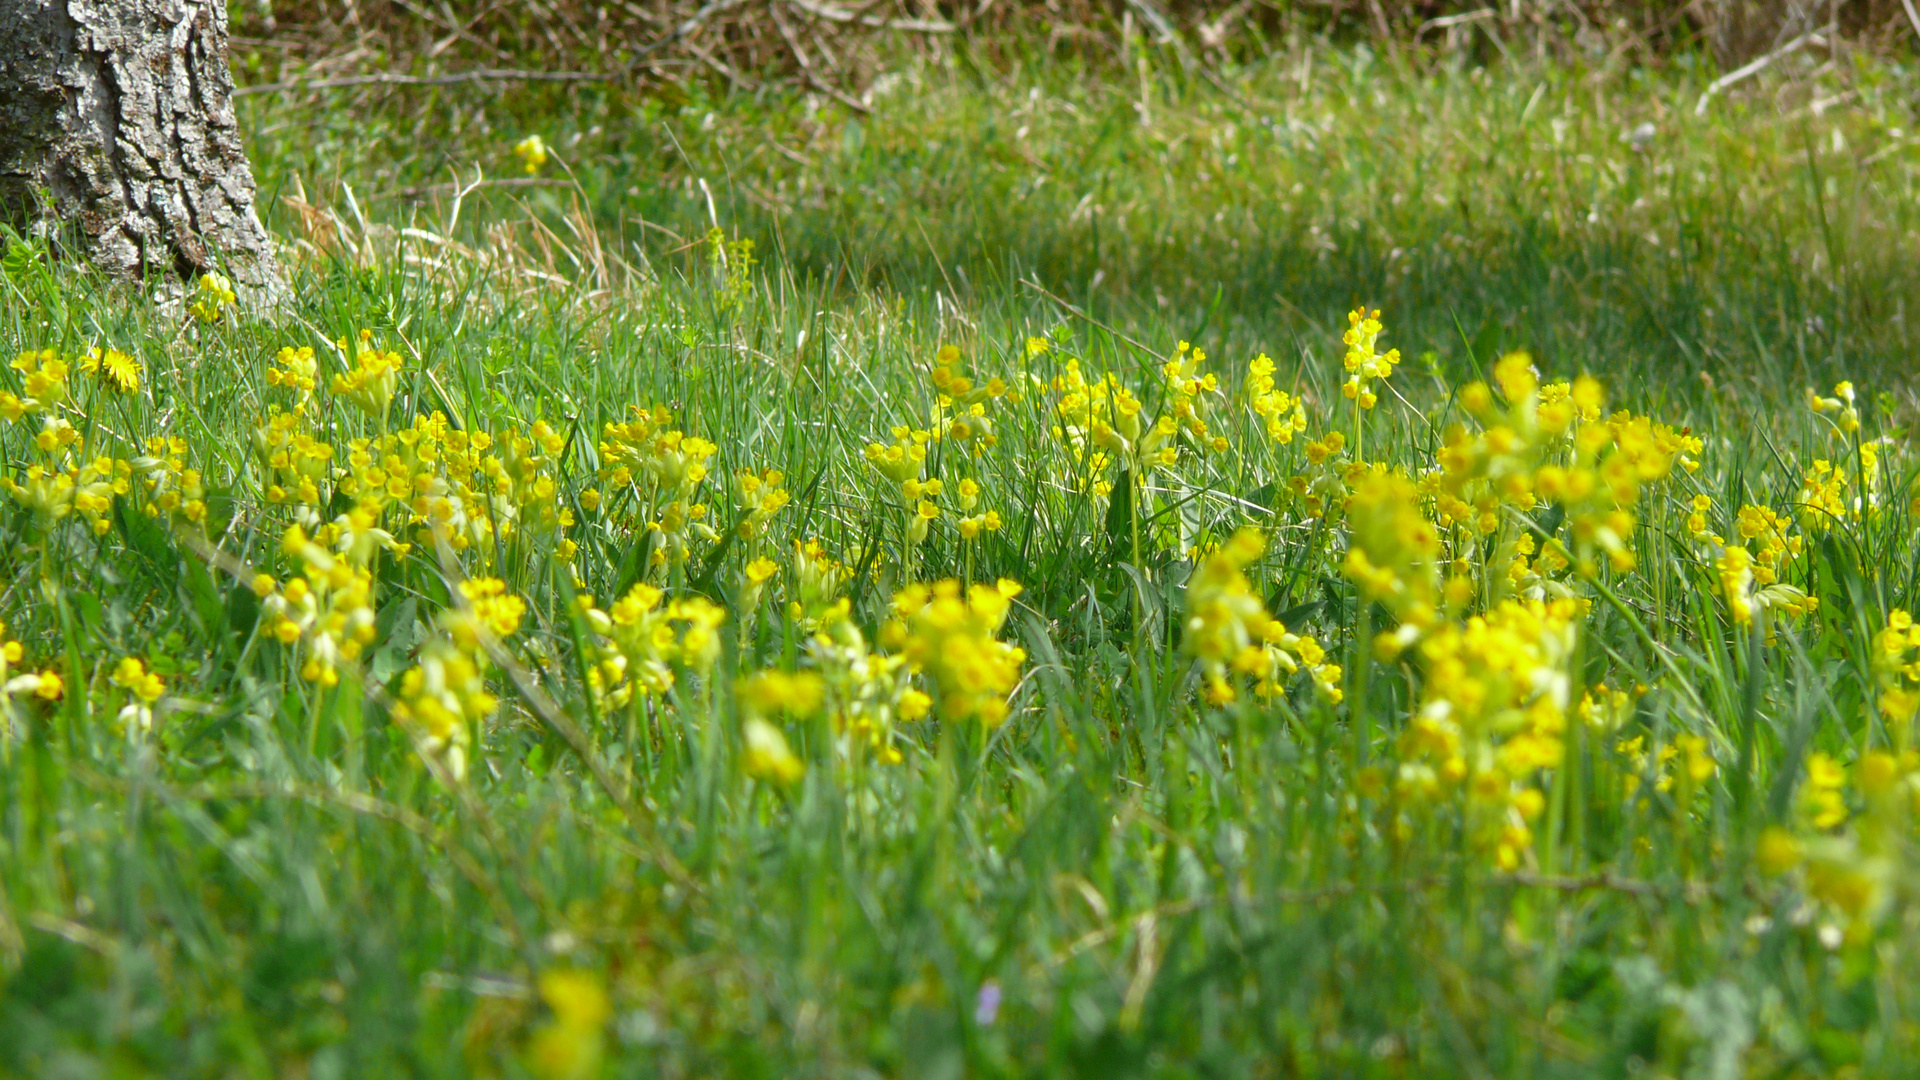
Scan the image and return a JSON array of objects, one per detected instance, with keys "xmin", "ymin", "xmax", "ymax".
[{"xmin": 3, "ymin": 40, "xmax": 1920, "ymax": 1078}]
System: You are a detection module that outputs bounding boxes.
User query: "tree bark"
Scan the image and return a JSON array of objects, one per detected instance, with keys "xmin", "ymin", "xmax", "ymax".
[{"xmin": 0, "ymin": 0, "xmax": 284, "ymax": 305}]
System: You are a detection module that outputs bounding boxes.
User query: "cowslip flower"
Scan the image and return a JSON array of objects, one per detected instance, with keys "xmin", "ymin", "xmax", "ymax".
[
  {"xmin": 112, "ymin": 657, "xmax": 166, "ymax": 735},
  {"xmin": 882, "ymin": 579, "xmax": 1027, "ymax": 726},
  {"xmin": 1340, "ymin": 308, "xmax": 1400, "ymax": 410},
  {"xmin": 8, "ymin": 349, "xmax": 68, "ymax": 413},
  {"xmin": 1183, "ymin": 529, "xmax": 1342, "ymax": 705},
  {"xmin": 739, "ymin": 556, "xmax": 779, "ymax": 613},
  {"xmin": 742, "ymin": 717, "xmax": 805, "ymax": 784},
  {"xmin": 268, "ymin": 345, "xmax": 318, "ymax": 395},
  {"xmin": 187, "ymin": 273, "xmax": 236, "ymax": 324},
  {"xmin": 330, "ymin": 332, "xmax": 404, "ymax": 420},
  {"xmin": 513, "ymin": 134, "xmax": 550, "ymax": 174},
  {"xmin": 525, "ymin": 968, "xmax": 608, "ymax": 1080},
  {"xmin": 1806, "ymin": 381, "xmax": 1860, "ymax": 435}
]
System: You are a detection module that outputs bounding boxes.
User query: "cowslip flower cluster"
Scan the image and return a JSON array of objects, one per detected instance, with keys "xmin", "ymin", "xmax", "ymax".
[
  {"xmin": 1874, "ymin": 610, "xmax": 1920, "ymax": 730},
  {"xmin": 133, "ymin": 436, "xmax": 209, "ymax": 531},
  {"xmin": 330, "ymin": 331, "xmax": 405, "ymax": 420},
  {"xmin": 1805, "ymin": 381, "xmax": 1860, "ymax": 435},
  {"xmin": 736, "ymin": 669, "xmax": 824, "ymax": 784},
  {"xmin": 734, "ymin": 469, "xmax": 791, "ymax": 541},
  {"xmin": 786, "ymin": 537, "xmax": 851, "ymax": 626},
  {"xmin": 1761, "ymin": 748, "xmax": 1920, "ymax": 944},
  {"xmin": 389, "ymin": 577, "xmax": 527, "ymax": 783},
  {"xmin": 1340, "ymin": 308, "xmax": 1400, "ymax": 410},
  {"xmin": 1182, "ymin": 528, "xmax": 1342, "ymax": 706},
  {"xmin": 1798, "ymin": 459, "xmax": 1851, "ymax": 530},
  {"xmin": 255, "ymin": 521, "xmax": 385, "ymax": 687},
  {"xmin": 598, "ymin": 405, "xmax": 719, "ymax": 570},
  {"xmin": 255, "ymin": 407, "xmax": 335, "ymax": 514},
  {"xmin": 1, "ymin": 350, "xmax": 135, "ymax": 535},
  {"xmin": 1438, "ymin": 351, "xmax": 1695, "ymax": 583},
  {"xmin": 880, "ymin": 578, "xmax": 1028, "ymax": 727},
  {"xmin": 1684, "ymin": 498, "xmax": 1816, "ymax": 628},
  {"xmin": 1395, "ymin": 598, "xmax": 1581, "ymax": 870},
  {"xmin": 268, "ymin": 345, "xmax": 318, "ymax": 396},
  {"xmin": 1795, "ymin": 442, "xmax": 1885, "ymax": 532},
  {"xmin": 3, "ymin": 446, "xmax": 129, "ymax": 537},
  {"xmin": 1159, "ymin": 341, "xmax": 1227, "ymax": 455},
  {"xmin": 525, "ymin": 968, "xmax": 610, "ymax": 1080},
  {"xmin": 1615, "ymin": 732, "xmax": 1716, "ymax": 800},
  {"xmin": 799, "ymin": 605, "xmax": 926, "ymax": 765},
  {"xmin": 316, "ymin": 411, "xmax": 578, "ymax": 559},
  {"xmin": 0, "ymin": 619, "xmax": 62, "ymax": 743},
  {"xmin": 928, "ymin": 345, "xmax": 1007, "ymax": 456},
  {"xmin": 1245, "ymin": 352, "xmax": 1306, "ymax": 444},
  {"xmin": 111, "ymin": 657, "xmax": 167, "ymax": 735},
  {"xmin": 1051, "ymin": 359, "xmax": 1175, "ymax": 480},
  {"xmin": 952, "ymin": 477, "xmax": 1002, "ymax": 541},
  {"xmin": 578, "ymin": 584, "xmax": 727, "ymax": 708},
  {"xmin": 864, "ymin": 426, "xmax": 942, "ymax": 542},
  {"xmin": 4, "ymin": 349, "xmax": 69, "ymax": 416},
  {"xmin": 512, "ymin": 134, "xmax": 550, "ymax": 174},
  {"xmin": 489, "ymin": 421, "xmax": 577, "ymax": 553},
  {"xmin": 186, "ymin": 272, "xmax": 236, "ymax": 324},
  {"xmin": 1344, "ymin": 469, "xmax": 1441, "ymax": 649}
]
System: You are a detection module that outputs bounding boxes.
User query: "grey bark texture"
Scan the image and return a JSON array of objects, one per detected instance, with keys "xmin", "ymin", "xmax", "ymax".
[{"xmin": 0, "ymin": 0, "xmax": 284, "ymax": 305}]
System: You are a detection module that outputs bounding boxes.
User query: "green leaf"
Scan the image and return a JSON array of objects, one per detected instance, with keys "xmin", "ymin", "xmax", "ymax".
[
  {"xmin": 113, "ymin": 497, "xmax": 176, "ymax": 574},
  {"xmin": 1104, "ymin": 469, "xmax": 1134, "ymax": 562},
  {"xmin": 183, "ymin": 560, "xmax": 226, "ymax": 637}
]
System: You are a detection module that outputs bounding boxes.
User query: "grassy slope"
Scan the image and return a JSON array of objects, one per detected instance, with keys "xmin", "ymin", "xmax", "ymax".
[
  {"xmin": 243, "ymin": 42, "xmax": 1920, "ymax": 393},
  {"xmin": 1, "ymin": 41, "xmax": 1920, "ymax": 1078}
]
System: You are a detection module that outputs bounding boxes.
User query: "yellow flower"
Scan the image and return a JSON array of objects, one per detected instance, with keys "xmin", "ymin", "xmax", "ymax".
[
  {"xmin": 1806, "ymin": 381, "xmax": 1861, "ymax": 434},
  {"xmin": 513, "ymin": 134, "xmax": 551, "ymax": 174},
  {"xmin": 909, "ymin": 499, "xmax": 941, "ymax": 544},
  {"xmin": 1182, "ymin": 529, "xmax": 1343, "ymax": 705},
  {"xmin": 742, "ymin": 717, "xmax": 805, "ymax": 784},
  {"xmin": 1800, "ymin": 752, "xmax": 1849, "ymax": 829},
  {"xmin": 739, "ymin": 669, "xmax": 825, "ymax": 716},
  {"xmin": 9, "ymin": 349, "xmax": 69, "ymax": 411},
  {"xmin": 390, "ymin": 636, "xmax": 497, "ymax": 783},
  {"xmin": 1339, "ymin": 308, "xmax": 1400, "ymax": 410},
  {"xmin": 454, "ymin": 578, "xmax": 528, "ymax": 645},
  {"xmin": 330, "ymin": 332, "xmax": 404, "ymax": 419},
  {"xmin": 864, "ymin": 430, "xmax": 930, "ymax": 489},
  {"xmin": 80, "ymin": 347, "xmax": 141, "ymax": 393},
  {"xmin": 187, "ymin": 273, "xmax": 237, "ymax": 323},
  {"xmin": 1343, "ymin": 470, "xmax": 1439, "ymax": 626},
  {"xmin": 739, "ymin": 556, "xmax": 780, "ymax": 613},
  {"xmin": 268, "ymin": 346, "xmax": 318, "ymax": 394},
  {"xmin": 735, "ymin": 468, "xmax": 791, "ymax": 538},
  {"xmin": 1757, "ymin": 826, "xmax": 1801, "ymax": 874},
  {"xmin": 260, "ymin": 524, "xmax": 385, "ymax": 687},
  {"xmin": 1676, "ymin": 734, "xmax": 1716, "ymax": 783},
  {"xmin": 526, "ymin": 968, "xmax": 608, "ymax": 1080},
  {"xmin": 32, "ymin": 670, "xmax": 62, "ymax": 701},
  {"xmin": 881, "ymin": 579, "xmax": 1027, "ymax": 726},
  {"xmin": 2, "ymin": 632, "xmax": 64, "ymax": 705},
  {"xmin": 111, "ymin": 657, "xmax": 166, "ymax": 703}
]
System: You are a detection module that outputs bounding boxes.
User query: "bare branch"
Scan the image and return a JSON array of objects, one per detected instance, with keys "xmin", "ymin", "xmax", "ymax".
[
  {"xmin": 237, "ymin": 66, "xmax": 613, "ymax": 95},
  {"xmin": 785, "ymin": 0, "xmax": 954, "ymax": 33}
]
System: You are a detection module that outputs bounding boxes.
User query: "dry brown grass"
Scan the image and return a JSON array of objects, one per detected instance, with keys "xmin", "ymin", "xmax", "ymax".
[{"xmin": 237, "ymin": 0, "xmax": 1920, "ymax": 100}]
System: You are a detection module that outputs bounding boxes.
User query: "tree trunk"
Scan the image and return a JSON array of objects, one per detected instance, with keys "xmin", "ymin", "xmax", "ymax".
[{"xmin": 0, "ymin": 0, "xmax": 284, "ymax": 306}]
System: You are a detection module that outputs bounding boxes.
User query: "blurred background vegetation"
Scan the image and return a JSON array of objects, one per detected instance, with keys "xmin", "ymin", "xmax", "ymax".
[{"xmin": 229, "ymin": 0, "xmax": 1920, "ymax": 407}]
